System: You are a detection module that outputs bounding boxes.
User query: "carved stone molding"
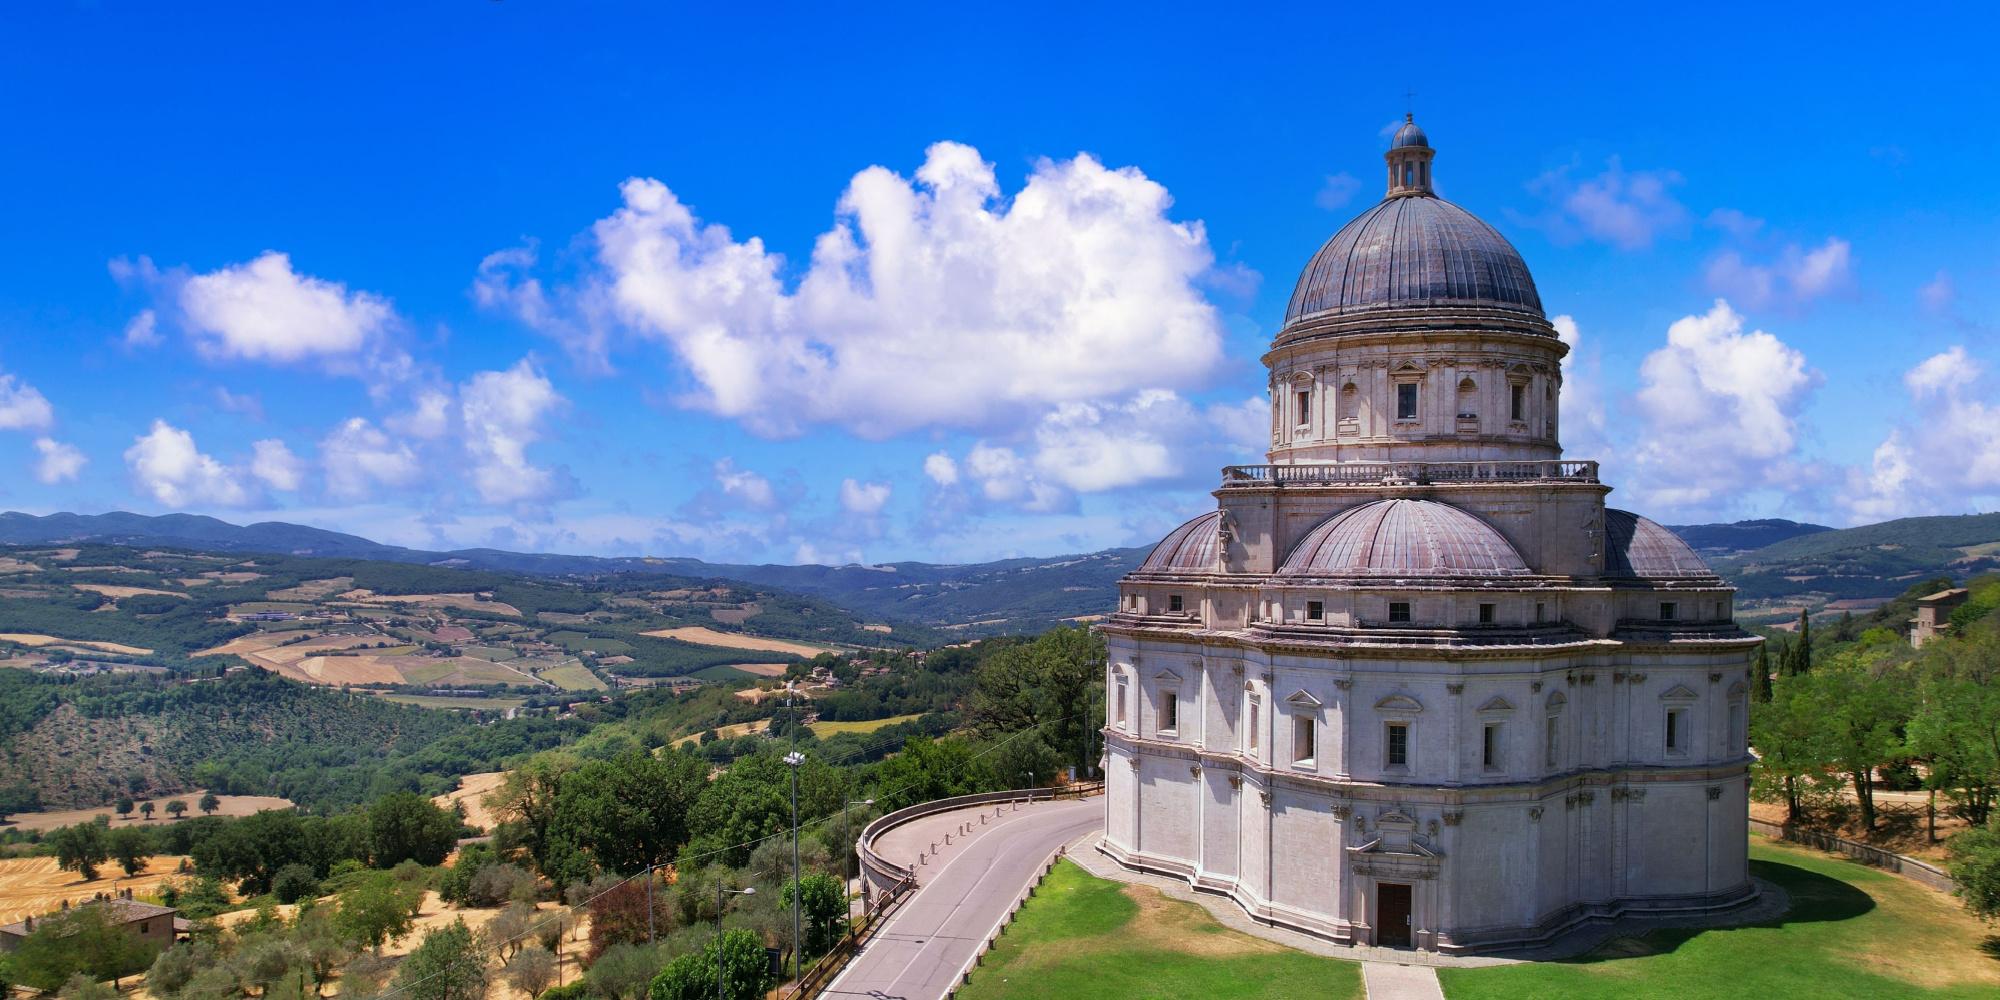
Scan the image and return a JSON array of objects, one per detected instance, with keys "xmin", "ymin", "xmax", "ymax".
[
  {"xmin": 1446, "ymin": 683, "xmax": 1464, "ymax": 695},
  {"xmin": 1261, "ymin": 790, "xmax": 1273, "ymax": 807},
  {"xmin": 1579, "ymin": 673, "xmax": 1597, "ymax": 686},
  {"xmin": 1442, "ymin": 810, "xmax": 1463, "ymax": 827},
  {"xmin": 1227, "ymin": 775, "xmax": 1243, "ymax": 789},
  {"xmin": 1190, "ymin": 764, "xmax": 1202, "ymax": 778},
  {"xmin": 1333, "ymin": 679, "xmax": 1352, "ymax": 690},
  {"xmin": 1127, "ymin": 756, "xmax": 1140, "ymax": 770},
  {"xmin": 1707, "ymin": 786, "xmax": 1723, "ymax": 800},
  {"xmin": 1708, "ymin": 672, "xmax": 1722, "ymax": 683},
  {"xmin": 1332, "ymin": 805, "xmax": 1352, "ymax": 820},
  {"xmin": 1527, "ymin": 806, "xmax": 1545, "ymax": 822},
  {"xmin": 1426, "ymin": 819, "xmax": 1441, "ymax": 837},
  {"xmin": 1628, "ymin": 672, "xmax": 1647, "ymax": 684},
  {"xmin": 1530, "ymin": 681, "xmax": 1543, "ymax": 693},
  {"xmin": 1612, "ymin": 671, "xmax": 1627, "ymax": 684}
]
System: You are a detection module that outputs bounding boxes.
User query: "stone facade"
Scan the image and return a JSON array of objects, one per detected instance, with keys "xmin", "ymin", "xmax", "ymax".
[{"xmin": 1098, "ymin": 119, "xmax": 1759, "ymax": 953}]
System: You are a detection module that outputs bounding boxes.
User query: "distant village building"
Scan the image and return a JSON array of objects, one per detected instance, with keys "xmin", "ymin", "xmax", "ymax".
[
  {"xmin": 1099, "ymin": 118, "xmax": 1758, "ymax": 953},
  {"xmin": 1910, "ymin": 588, "xmax": 1969, "ymax": 649},
  {"xmin": 0, "ymin": 890, "xmax": 184, "ymax": 952}
]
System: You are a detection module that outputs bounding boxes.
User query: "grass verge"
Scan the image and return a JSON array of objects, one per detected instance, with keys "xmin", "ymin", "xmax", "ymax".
[
  {"xmin": 957, "ymin": 859, "xmax": 1364, "ymax": 1000},
  {"xmin": 1439, "ymin": 835, "xmax": 2000, "ymax": 999}
]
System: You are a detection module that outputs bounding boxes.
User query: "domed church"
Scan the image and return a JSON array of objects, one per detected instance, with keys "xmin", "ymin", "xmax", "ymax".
[{"xmin": 1098, "ymin": 117, "xmax": 1759, "ymax": 953}]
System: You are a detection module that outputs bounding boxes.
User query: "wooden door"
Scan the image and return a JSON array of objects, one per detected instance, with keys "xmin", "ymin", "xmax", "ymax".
[{"xmin": 1377, "ymin": 883, "xmax": 1413, "ymax": 947}]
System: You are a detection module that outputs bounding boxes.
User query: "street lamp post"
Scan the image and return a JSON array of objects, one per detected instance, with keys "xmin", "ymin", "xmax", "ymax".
[
  {"xmin": 714, "ymin": 880, "xmax": 755, "ymax": 1000},
  {"xmin": 784, "ymin": 750, "xmax": 805, "ymax": 982},
  {"xmin": 839, "ymin": 797, "xmax": 875, "ymax": 924}
]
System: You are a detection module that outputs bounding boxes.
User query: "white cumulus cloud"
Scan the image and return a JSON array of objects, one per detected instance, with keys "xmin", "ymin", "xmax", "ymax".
[
  {"xmin": 839, "ymin": 478, "xmax": 892, "ymax": 516},
  {"xmin": 178, "ymin": 251, "xmax": 397, "ymax": 363},
  {"xmin": 923, "ymin": 452, "xmax": 959, "ymax": 486},
  {"xmin": 1528, "ymin": 158, "xmax": 1688, "ymax": 250},
  {"xmin": 320, "ymin": 417, "xmax": 422, "ymax": 500},
  {"xmin": 1843, "ymin": 346, "xmax": 2000, "ymax": 520},
  {"xmin": 1704, "ymin": 237, "xmax": 1853, "ymax": 310},
  {"xmin": 490, "ymin": 141, "xmax": 1226, "ymax": 439},
  {"xmin": 33, "ymin": 438, "xmax": 86, "ymax": 484},
  {"xmin": 714, "ymin": 458, "xmax": 778, "ymax": 509},
  {"xmin": 250, "ymin": 438, "xmax": 305, "ymax": 492},
  {"xmin": 0, "ymin": 373, "xmax": 54, "ymax": 431},
  {"xmin": 124, "ymin": 420, "xmax": 252, "ymax": 507},
  {"xmin": 1626, "ymin": 300, "xmax": 1817, "ymax": 510},
  {"xmin": 122, "ymin": 309, "xmax": 161, "ymax": 347},
  {"xmin": 459, "ymin": 360, "xmax": 565, "ymax": 505}
]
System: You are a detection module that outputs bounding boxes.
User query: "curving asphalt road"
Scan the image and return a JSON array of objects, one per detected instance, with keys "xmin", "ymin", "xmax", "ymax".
[{"xmin": 823, "ymin": 797, "xmax": 1104, "ymax": 1000}]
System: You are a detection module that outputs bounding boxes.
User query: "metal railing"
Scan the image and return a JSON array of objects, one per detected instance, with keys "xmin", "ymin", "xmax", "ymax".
[
  {"xmin": 791, "ymin": 782, "xmax": 1104, "ymax": 1000},
  {"xmin": 1221, "ymin": 460, "xmax": 1599, "ymax": 487}
]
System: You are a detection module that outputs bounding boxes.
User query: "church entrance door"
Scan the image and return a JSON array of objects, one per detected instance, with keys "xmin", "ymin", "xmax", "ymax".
[{"xmin": 1376, "ymin": 883, "xmax": 1413, "ymax": 947}]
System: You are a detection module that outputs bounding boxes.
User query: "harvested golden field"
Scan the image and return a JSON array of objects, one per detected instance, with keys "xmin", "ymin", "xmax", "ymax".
[
  {"xmin": 641, "ymin": 626, "xmax": 827, "ymax": 657},
  {"xmin": 0, "ymin": 634, "xmax": 152, "ymax": 655},
  {"xmin": 73, "ymin": 583, "xmax": 188, "ymax": 600},
  {"xmin": 731, "ymin": 661, "xmax": 792, "ymax": 677},
  {"xmin": 292, "ymin": 654, "xmax": 408, "ymax": 685},
  {"xmin": 432, "ymin": 770, "xmax": 509, "ymax": 832},
  {"xmin": 3, "ymin": 792, "xmax": 294, "ymax": 834},
  {"xmin": 672, "ymin": 718, "xmax": 771, "ymax": 748},
  {"xmin": 336, "ymin": 589, "xmax": 523, "ymax": 616},
  {"xmin": 196, "ymin": 632, "xmax": 395, "ymax": 682},
  {"xmin": 0, "ymin": 557, "xmax": 39, "ymax": 573},
  {"xmin": 0, "ymin": 856, "xmax": 193, "ymax": 926},
  {"xmin": 265, "ymin": 576, "xmax": 354, "ymax": 601}
]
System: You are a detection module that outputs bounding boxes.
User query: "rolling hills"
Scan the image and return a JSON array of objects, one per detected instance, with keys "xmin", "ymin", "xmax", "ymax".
[{"xmin": 2, "ymin": 508, "xmax": 1995, "ymax": 631}]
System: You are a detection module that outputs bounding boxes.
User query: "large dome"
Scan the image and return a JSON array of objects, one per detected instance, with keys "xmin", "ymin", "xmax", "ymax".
[
  {"xmin": 1284, "ymin": 195, "xmax": 1544, "ymax": 325},
  {"xmin": 1603, "ymin": 509, "xmax": 1715, "ymax": 579},
  {"xmin": 1279, "ymin": 499, "xmax": 1530, "ymax": 578},
  {"xmin": 1139, "ymin": 511, "xmax": 1221, "ymax": 573}
]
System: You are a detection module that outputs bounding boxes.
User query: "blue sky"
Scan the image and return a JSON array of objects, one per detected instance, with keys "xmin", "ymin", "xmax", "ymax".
[{"xmin": 1, "ymin": 4, "xmax": 1995, "ymax": 564}]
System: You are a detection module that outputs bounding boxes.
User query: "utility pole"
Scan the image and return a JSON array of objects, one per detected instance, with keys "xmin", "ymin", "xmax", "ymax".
[
  {"xmin": 715, "ymin": 878, "xmax": 754, "ymax": 1000},
  {"xmin": 785, "ymin": 749, "xmax": 805, "ymax": 981}
]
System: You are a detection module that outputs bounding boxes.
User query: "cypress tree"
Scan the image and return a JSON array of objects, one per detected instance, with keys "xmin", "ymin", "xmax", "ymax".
[
  {"xmin": 1795, "ymin": 610, "xmax": 1812, "ymax": 674},
  {"xmin": 1753, "ymin": 645, "xmax": 1773, "ymax": 702}
]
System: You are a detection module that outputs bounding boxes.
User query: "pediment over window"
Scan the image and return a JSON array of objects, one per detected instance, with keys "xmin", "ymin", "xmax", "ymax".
[
  {"xmin": 1376, "ymin": 808, "xmax": 1417, "ymax": 829},
  {"xmin": 1375, "ymin": 693, "xmax": 1423, "ymax": 714},
  {"xmin": 1658, "ymin": 684, "xmax": 1699, "ymax": 701},
  {"xmin": 1475, "ymin": 695, "xmax": 1514, "ymax": 713},
  {"xmin": 1393, "ymin": 360, "xmax": 1427, "ymax": 375},
  {"xmin": 1726, "ymin": 681, "xmax": 1748, "ymax": 700},
  {"xmin": 1286, "ymin": 689, "xmax": 1322, "ymax": 708},
  {"xmin": 1545, "ymin": 690, "xmax": 1567, "ymax": 709},
  {"xmin": 1154, "ymin": 669, "xmax": 1182, "ymax": 683}
]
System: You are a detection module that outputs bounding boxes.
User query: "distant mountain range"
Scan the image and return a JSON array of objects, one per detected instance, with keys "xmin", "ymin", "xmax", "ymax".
[{"xmin": 2, "ymin": 509, "xmax": 1993, "ymax": 630}]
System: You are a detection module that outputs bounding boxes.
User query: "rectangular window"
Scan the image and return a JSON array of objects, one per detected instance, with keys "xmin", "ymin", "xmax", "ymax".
[
  {"xmin": 1545, "ymin": 715, "xmax": 1560, "ymax": 767},
  {"xmin": 1385, "ymin": 722, "xmax": 1409, "ymax": 768},
  {"xmin": 1388, "ymin": 601, "xmax": 1411, "ymax": 623},
  {"xmin": 1728, "ymin": 700, "xmax": 1746, "ymax": 753},
  {"xmin": 1478, "ymin": 602, "xmax": 1495, "ymax": 624},
  {"xmin": 1660, "ymin": 601, "xmax": 1677, "ymax": 621},
  {"xmin": 1295, "ymin": 389, "xmax": 1312, "ymax": 427},
  {"xmin": 1294, "ymin": 715, "xmax": 1316, "ymax": 764},
  {"xmin": 1535, "ymin": 602, "xmax": 1546, "ymax": 623},
  {"xmin": 1161, "ymin": 691, "xmax": 1179, "ymax": 732},
  {"xmin": 1249, "ymin": 698, "xmax": 1261, "ymax": 752},
  {"xmin": 1666, "ymin": 708, "xmax": 1687, "ymax": 753},
  {"xmin": 1306, "ymin": 600, "xmax": 1324, "ymax": 621},
  {"xmin": 1116, "ymin": 680, "xmax": 1128, "ymax": 729},
  {"xmin": 1510, "ymin": 383, "xmax": 1525, "ymax": 421},
  {"xmin": 1482, "ymin": 723, "xmax": 1501, "ymax": 771},
  {"xmin": 1168, "ymin": 594, "xmax": 1184, "ymax": 613},
  {"xmin": 1396, "ymin": 382, "xmax": 1419, "ymax": 420}
]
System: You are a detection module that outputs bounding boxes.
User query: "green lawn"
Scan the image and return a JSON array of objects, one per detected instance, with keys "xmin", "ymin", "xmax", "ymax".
[
  {"xmin": 1440, "ymin": 836, "xmax": 2000, "ymax": 999},
  {"xmin": 380, "ymin": 694, "xmax": 527, "ymax": 712},
  {"xmin": 958, "ymin": 859, "xmax": 1364, "ymax": 1000}
]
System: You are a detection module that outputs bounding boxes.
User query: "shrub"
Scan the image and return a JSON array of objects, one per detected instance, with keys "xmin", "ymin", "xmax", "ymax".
[{"xmin": 272, "ymin": 863, "xmax": 320, "ymax": 905}]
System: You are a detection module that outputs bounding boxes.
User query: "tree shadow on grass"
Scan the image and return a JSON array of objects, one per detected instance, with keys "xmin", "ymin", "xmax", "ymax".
[
  {"xmin": 1555, "ymin": 858, "xmax": 1874, "ymax": 966},
  {"xmin": 1979, "ymin": 936, "xmax": 2000, "ymax": 962}
]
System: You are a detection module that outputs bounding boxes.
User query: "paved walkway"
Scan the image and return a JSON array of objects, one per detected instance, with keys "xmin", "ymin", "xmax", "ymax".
[
  {"xmin": 1361, "ymin": 961, "xmax": 1445, "ymax": 1000},
  {"xmin": 824, "ymin": 798, "xmax": 1104, "ymax": 1000}
]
